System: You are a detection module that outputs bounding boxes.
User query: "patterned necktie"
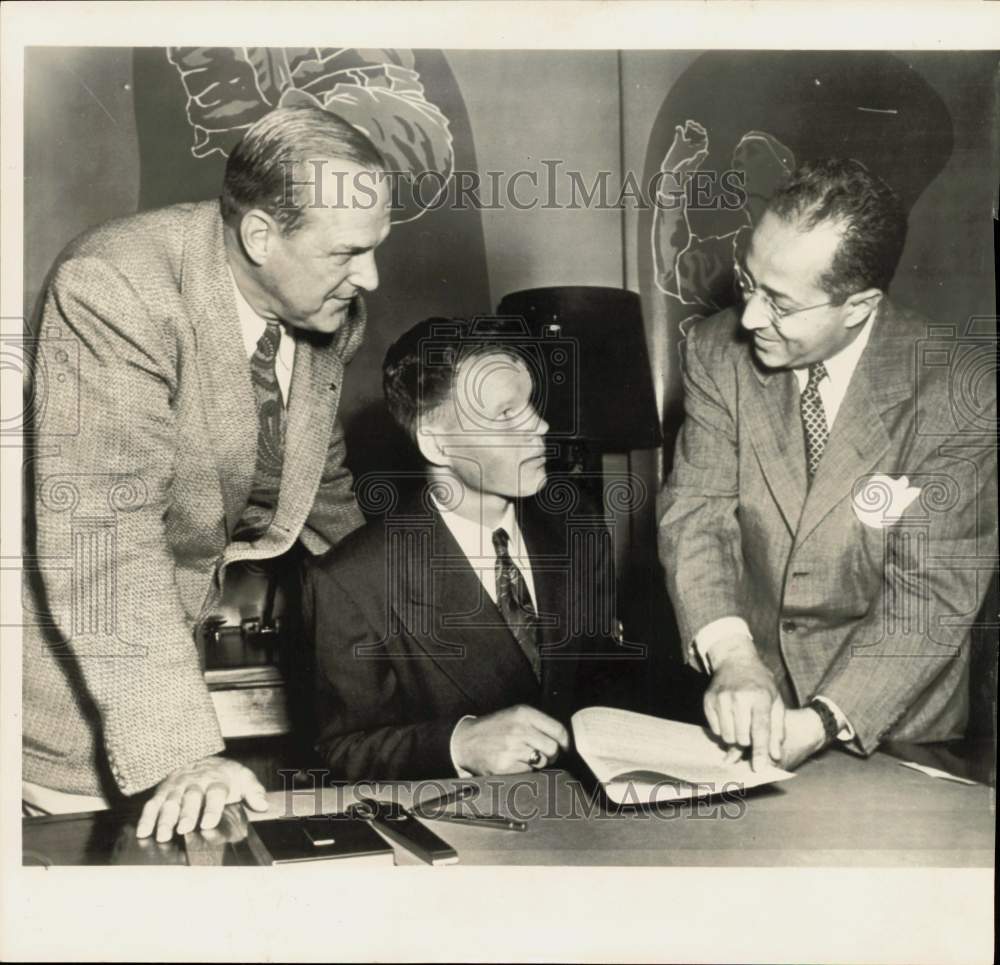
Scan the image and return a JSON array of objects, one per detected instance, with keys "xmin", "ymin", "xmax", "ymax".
[
  {"xmin": 235, "ymin": 320, "xmax": 287, "ymax": 540},
  {"xmin": 492, "ymin": 527, "xmax": 542, "ymax": 681},
  {"xmin": 801, "ymin": 361, "xmax": 829, "ymax": 480}
]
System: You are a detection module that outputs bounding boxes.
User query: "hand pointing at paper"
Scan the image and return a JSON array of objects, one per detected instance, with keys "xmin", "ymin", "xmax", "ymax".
[{"xmin": 703, "ymin": 634, "xmax": 785, "ymax": 771}]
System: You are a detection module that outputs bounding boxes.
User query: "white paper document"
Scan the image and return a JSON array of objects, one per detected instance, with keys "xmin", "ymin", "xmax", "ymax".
[{"xmin": 572, "ymin": 706, "xmax": 796, "ymax": 805}]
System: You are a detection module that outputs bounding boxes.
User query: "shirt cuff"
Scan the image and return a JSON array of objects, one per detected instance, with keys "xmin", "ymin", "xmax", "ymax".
[
  {"xmin": 812, "ymin": 695, "xmax": 856, "ymax": 742},
  {"xmin": 690, "ymin": 617, "xmax": 754, "ymax": 674},
  {"xmin": 449, "ymin": 715, "xmax": 478, "ymax": 777}
]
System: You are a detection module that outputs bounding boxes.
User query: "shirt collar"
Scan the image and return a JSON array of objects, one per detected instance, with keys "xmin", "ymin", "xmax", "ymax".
[
  {"xmin": 433, "ymin": 496, "xmax": 524, "ymax": 562},
  {"xmin": 793, "ymin": 306, "xmax": 876, "ymax": 388}
]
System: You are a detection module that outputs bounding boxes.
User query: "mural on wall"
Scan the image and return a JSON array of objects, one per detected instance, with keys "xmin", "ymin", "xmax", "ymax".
[
  {"xmin": 640, "ymin": 51, "xmax": 955, "ymax": 367},
  {"xmin": 132, "ymin": 46, "xmax": 491, "ymax": 484},
  {"xmin": 165, "ymin": 47, "xmax": 454, "ymax": 224}
]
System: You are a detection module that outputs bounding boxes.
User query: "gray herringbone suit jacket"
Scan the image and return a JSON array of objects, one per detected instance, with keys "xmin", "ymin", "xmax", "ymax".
[
  {"xmin": 23, "ymin": 201, "xmax": 366, "ymax": 796},
  {"xmin": 659, "ymin": 301, "xmax": 997, "ymax": 754}
]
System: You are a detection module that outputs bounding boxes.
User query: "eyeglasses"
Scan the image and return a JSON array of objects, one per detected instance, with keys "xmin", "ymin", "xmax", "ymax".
[{"xmin": 734, "ymin": 259, "xmax": 836, "ymax": 330}]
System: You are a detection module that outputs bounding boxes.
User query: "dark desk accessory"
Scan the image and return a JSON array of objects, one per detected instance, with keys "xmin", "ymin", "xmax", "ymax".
[
  {"xmin": 250, "ymin": 813, "xmax": 394, "ymax": 866},
  {"xmin": 421, "ymin": 811, "xmax": 528, "ymax": 832},
  {"xmin": 22, "ymin": 803, "xmax": 262, "ymax": 867},
  {"xmin": 347, "ymin": 798, "xmax": 459, "ymax": 865},
  {"xmin": 411, "ymin": 783, "xmax": 529, "ymax": 832},
  {"xmin": 183, "ymin": 804, "xmax": 269, "ymax": 866}
]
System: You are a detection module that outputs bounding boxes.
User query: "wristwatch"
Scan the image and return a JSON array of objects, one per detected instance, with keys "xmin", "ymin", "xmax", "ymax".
[{"xmin": 807, "ymin": 698, "xmax": 840, "ymax": 747}]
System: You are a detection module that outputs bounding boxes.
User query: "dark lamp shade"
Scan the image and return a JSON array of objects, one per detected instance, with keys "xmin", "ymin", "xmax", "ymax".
[{"xmin": 496, "ymin": 286, "xmax": 662, "ymax": 451}]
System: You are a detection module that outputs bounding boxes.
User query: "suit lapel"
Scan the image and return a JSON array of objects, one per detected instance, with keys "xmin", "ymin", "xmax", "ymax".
[
  {"xmin": 181, "ymin": 202, "xmax": 257, "ymax": 537},
  {"xmin": 796, "ymin": 302, "xmax": 916, "ymax": 547},
  {"xmin": 398, "ymin": 501, "xmax": 540, "ymax": 708},
  {"xmin": 743, "ymin": 359, "xmax": 808, "ymax": 536},
  {"xmin": 183, "ymin": 201, "xmax": 367, "ymax": 562},
  {"xmin": 248, "ymin": 329, "xmax": 343, "ymax": 558},
  {"xmin": 519, "ymin": 499, "xmax": 576, "ymax": 698}
]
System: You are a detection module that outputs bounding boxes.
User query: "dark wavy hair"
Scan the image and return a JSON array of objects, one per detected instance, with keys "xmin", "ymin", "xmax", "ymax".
[
  {"xmin": 766, "ymin": 158, "xmax": 908, "ymax": 302},
  {"xmin": 383, "ymin": 317, "xmax": 532, "ymax": 444},
  {"xmin": 221, "ymin": 105, "xmax": 385, "ymax": 235}
]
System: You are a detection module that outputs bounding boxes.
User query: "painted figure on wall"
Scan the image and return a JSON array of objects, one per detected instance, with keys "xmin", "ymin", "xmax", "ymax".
[{"xmin": 641, "ymin": 51, "xmax": 955, "ymax": 379}]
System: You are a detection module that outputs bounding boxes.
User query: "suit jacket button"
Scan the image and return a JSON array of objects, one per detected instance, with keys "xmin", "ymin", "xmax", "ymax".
[{"xmin": 781, "ymin": 620, "xmax": 797, "ymax": 633}]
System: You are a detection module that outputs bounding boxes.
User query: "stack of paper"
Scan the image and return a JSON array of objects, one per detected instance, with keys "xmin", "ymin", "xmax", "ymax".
[{"xmin": 572, "ymin": 706, "xmax": 795, "ymax": 805}]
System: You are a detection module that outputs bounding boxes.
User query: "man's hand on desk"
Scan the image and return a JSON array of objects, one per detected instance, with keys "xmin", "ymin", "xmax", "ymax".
[
  {"xmin": 704, "ymin": 635, "xmax": 785, "ymax": 771},
  {"xmin": 136, "ymin": 756, "xmax": 269, "ymax": 843},
  {"xmin": 452, "ymin": 705, "xmax": 570, "ymax": 776},
  {"xmin": 778, "ymin": 707, "xmax": 828, "ymax": 771}
]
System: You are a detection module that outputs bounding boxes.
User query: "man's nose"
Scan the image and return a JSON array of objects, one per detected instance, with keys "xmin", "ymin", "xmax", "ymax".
[
  {"xmin": 349, "ymin": 251, "xmax": 379, "ymax": 292},
  {"xmin": 534, "ymin": 411, "xmax": 550, "ymax": 436},
  {"xmin": 740, "ymin": 292, "xmax": 770, "ymax": 331}
]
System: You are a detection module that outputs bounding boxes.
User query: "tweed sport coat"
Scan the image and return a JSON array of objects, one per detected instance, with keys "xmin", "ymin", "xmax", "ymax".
[
  {"xmin": 659, "ymin": 300, "xmax": 997, "ymax": 754},
  {"xmin": 302, "ymin": 489, "xmax": 649, "ymax": 782},
  {"xmin": 23, "ymin": 201, "xmax": 367, "ymax": 797}
]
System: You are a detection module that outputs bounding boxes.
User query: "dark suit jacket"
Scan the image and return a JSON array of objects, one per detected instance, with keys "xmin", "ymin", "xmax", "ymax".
[
  {"xmin": 659, "ymin": 299, "xmax": 998, "ymax": 753},
  {"xmin": 302, "ymin": 488, "xmax": 650, "ymax": 782}
]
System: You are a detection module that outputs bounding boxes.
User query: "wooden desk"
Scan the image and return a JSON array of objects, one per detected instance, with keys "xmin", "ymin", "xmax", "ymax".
[
  {"xmin": 23, "ymin": 747, "xmax": 994, "ymax": 867},
  {"xmin": 253, "ymin": 748, "xmax": 995, "ymax": 868}
]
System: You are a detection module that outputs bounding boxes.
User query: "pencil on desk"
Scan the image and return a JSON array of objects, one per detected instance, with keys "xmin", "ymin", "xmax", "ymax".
[
  {"xmin": 424, "ymin": 812, "xmax": 527, "ymax": 832},
  {"xmin": 416, "ymin": 783, "xmax": 478, "ymax": 811}
]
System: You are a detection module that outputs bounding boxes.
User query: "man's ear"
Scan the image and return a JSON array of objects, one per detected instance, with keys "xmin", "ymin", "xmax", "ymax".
[
  {"xmin": 415, "ymin": 421, "xmax": 452, "ymax": 468},
  {"xmin": 843, "ymin": 288, "xmax": 882, "ymax": 329},
  {"xmin": 239, "ymin": 210, "xmax": 279, "ymax": 267}
]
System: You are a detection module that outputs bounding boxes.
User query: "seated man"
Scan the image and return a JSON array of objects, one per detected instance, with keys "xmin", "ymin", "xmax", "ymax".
[{"xmin": 303, "ymin": 317, "xmax": 699, "ymax": 781}]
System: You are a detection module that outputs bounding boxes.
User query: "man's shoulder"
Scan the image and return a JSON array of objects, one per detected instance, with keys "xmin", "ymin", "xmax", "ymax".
[
  {"xmin": 56, "ymin": 201, "xmax": 220, "ymax": 279},
  {"xmin": 877, "ymin": 298, "xmax": 996, "ymax": 432},
  {"xmin": 306, "ymin": 496, "xmax": 435, "ymax": 587},
  {"xmin": 307, "ymin": 515, "xmax": 388, "ymax": 581},
  {"xmin": 681, "ymin": 307, "xmax": 751, "ymax": 380}
]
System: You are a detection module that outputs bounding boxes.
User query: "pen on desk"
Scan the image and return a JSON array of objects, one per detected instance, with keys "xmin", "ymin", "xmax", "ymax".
[
  {"xmin": 416, "ymin": 783, "xmax": 478, "ymax": 811},
  {"xmin": 423, "ymin": 812, "xmax": 527, "ymax": 832}
]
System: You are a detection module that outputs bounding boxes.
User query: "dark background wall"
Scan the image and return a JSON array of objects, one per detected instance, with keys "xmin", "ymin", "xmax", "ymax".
[{"xmin": 24, "ymin": 48, "xmax": 998, "ymax": 671}]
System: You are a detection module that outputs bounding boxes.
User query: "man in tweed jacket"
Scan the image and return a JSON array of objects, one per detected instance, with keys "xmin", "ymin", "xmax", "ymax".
[
  {"xmin": 23, "ymin": 107, "xmax": 391, "ymax": 840},
  {"xmin": 659, "ymin": 159, "xmax": 997, "ymax": 771}
]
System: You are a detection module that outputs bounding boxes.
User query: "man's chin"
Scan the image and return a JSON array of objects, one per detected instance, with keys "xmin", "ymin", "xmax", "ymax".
[
  {"xmin": 752, "ymin": 340, "xmax": 790, "ymax": 369},
  {"xmin": 518, "ymin": 465, "xmax": 548, "ymax": 498},
  {"xmin": 294, "ymin": 303, "xmax": 351, "ymax": 336}
]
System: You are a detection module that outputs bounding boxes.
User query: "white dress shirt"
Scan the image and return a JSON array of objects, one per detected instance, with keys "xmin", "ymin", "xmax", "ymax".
[
  {"xmin": 434, "ymin": 497, "xmax": 539, "ymax": 774},
  {"xmin": 230, "ymin": 269, "xmax": 296, "ymax": 403},
  {"xmin": 435, "ymin": 499, "xmax": 539, "ymax": 612},
  {"xmin": 693, "ymin": 310, "xmax": 877, "ymax": 742}
]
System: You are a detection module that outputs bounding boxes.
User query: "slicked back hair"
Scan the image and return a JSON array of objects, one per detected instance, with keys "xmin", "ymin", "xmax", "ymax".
[
  {"xmin": 383, "ymin": 317, "xmax": 532, "ymax": 446},
  {"xmin": 766, "ymin": 158, "xmax": 907, "ymax": 303},
  {"xmin": 221, "ymin": 105, "xmax": 385, "ymax": 235}
]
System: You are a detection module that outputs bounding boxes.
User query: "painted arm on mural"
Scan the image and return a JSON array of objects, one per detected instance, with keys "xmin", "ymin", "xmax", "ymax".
[
  {"xmin": 652, "ymin": 121, "xmax": 795, "ymax": 323},
  {"xmin": 166, "ymin": 46, "xmax": 454, "ymax": 223}
]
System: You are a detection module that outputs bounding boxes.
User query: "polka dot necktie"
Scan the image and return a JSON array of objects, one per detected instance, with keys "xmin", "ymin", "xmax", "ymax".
[
  {"xmin": 492, "ymin": 527, "xmax": 542, "ymax": 681},
  {"xmin": 801, "ymin": 361, "xmax": 829, "ymax": 480}
]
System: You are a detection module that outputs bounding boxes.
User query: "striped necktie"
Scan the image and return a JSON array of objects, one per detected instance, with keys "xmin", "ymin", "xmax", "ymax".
[
  {"xmin": 492, "ymin": 527, "xmax": 542, "ymax": 681},
  {"xmin": 234, "ymin": 320, "xmax": 286, "ymax": 540}
]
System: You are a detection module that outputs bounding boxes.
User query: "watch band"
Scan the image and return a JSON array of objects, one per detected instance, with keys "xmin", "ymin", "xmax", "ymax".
[{"xmin": 807, "ymin": 698, "xmax": 840, "ymax": 746}]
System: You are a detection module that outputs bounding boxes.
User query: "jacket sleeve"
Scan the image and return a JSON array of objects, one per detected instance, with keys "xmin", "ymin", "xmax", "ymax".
[
  {"xmin": 658, "ymin": 325, "xmax": 747, "ymax": 651},
  {"xmin": 29, "ymin": 256, "xmax": 224, "ymax": 794},
  {"xmin": 817, "ymin": 416, "xmax": 998, "ymax": 754},
  {"xmin": 304, "ymin": 558, "xmax": 459, "ymax": 782}
]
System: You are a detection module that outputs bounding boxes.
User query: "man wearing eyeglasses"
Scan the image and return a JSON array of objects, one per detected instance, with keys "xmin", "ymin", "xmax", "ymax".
[{"xmin": 658, "ymin": 158, "xmax": 997, "ymax": 772}]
